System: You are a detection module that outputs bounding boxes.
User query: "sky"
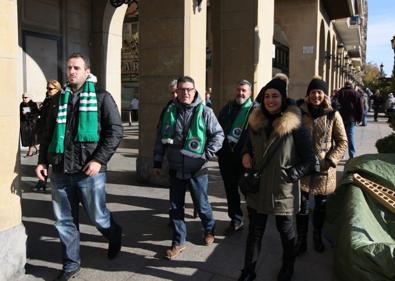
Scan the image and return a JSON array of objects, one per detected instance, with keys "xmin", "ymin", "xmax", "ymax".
[{"xmin": 366, "ymin": 0, "xmax": 395, "ymax": 76}]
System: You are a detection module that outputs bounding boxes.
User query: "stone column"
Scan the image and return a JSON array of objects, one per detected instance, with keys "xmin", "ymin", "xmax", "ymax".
[
  {"xmin": 137, "ymin": 0, "xmax": 207, "ymax": 184},
  {"xmin": 275, "ymin": 0, "xmax": 318, "ymax": 99},
  {"xmin": 211, "ymin": 0, "xmax": 274, "ymax": 110},
  {"xmin": 0, "ymin": 1, "xmax": 27, "ymax": 280}
]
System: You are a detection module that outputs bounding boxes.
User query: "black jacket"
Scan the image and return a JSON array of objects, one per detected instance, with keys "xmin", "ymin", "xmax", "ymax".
[
  {"xmin": 38, "ymin": 87, "xmax": 123, "ymax": 173},
  {"xmin": 216, "ymin": 99, "xmax": 254, "ymax": 159},
  {"xmin": 37, "ymin": 92, "xmax": 60, "ymax": 143},
  {"xmin": 336, "ymin": 85, "xmax": 363, "ymax": 123}
]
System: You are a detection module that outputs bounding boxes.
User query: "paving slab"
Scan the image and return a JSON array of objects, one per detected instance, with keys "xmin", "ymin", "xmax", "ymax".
[{"xmin": 17, "ymin": 113, "xmax": 393, "ymax": 281}]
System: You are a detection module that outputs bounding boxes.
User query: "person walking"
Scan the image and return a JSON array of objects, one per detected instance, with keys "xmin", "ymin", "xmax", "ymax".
[
  {"xmin": 34, "ymin": 80, "xmax": 62, "ymax": 191},
  {"xmin": 129, "ymin": 96, "xmax": 139, "ymax": 125},
  {"xmin": 20, "ymin": 93, "xmax": 39, "ymax": 157},
  {"xmin": 35, "ymin": 53, "xmax": 123, "ymax": 281},
  {"xmin": 205, "ymin": 87, "xmax": 213, "ymax": 108},
  {"xmin": 153, "ymin": 76, "xmax": 224, "ymax": 260},
  {"xmin": 217, "ymin": 79, "xmax": 254, "ymax": 235},
  {"xmin": 360, "ymin": 89, "xmax": 369, "ymax": 126},
  {"xmin": 370, "ymin": 90, "xmax": 383, "ymax": 122},
  {"xmin": 336, "ymin": 80, "xmax": 363, "ymax": 159},
  {"xmin": 385, "ymin": 92, "xmax": 395, "ymax": 123},
  {"xmin": 295, "ymin": 77, "xmax": 348, "ymax": 256},
  {"xmin": 238, "ymin": 74, "xmax": 315, "ymax": 281}
]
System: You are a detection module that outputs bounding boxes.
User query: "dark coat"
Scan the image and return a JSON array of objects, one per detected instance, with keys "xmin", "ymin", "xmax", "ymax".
[
  {"xmin": 38, "ymin": 87, "xmax": 123, "ymax": 173},
  {"xmin": 37, "ymin": 92, "xmax": 60, "ymax": 143},
  {"xmin": 336, "ymin": 85, "xmax": 363, "ymax": 123},
  {"xmin": 245, "ymin": 104, "xmax": 315, "ymax": 215},
  {"xmin": 20, "ymin": 100, "xmax": 39, "ymax": 147}
]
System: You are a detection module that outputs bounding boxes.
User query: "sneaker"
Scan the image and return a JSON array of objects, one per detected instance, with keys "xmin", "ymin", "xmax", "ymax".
[
  {"xmin": 108, "ymin": 225, "xmax": 122, "ymax": 260},
  {"xmin": 54, "ymin": 267, "xmax": 80, "ymax": 281},
  {"xmin": 224, "ymin": 221, "xmax": 244, "ymax": 236},
  {"xmin": 165, "ymin": 244, "xmax": 186, "ymax": 260},
  {"xmin": 203, "ymin": 233, "xmax": 215, "ymax": 245}
]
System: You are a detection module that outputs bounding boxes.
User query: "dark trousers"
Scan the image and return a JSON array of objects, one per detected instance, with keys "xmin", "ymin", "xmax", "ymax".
[
  {"xmin": 218, "ymin": 155, "xmax": 243, "ymax": 224},
  {"xmin": 373, "ymin": 108, "xmax": 380, "ymax": 121},
  {"xmin": 242, "ymin": 207, "xmax": 295, "ymax": 272},
  {"xmin": 169, "ymin": 173, "xmax": 215, "ymax": 246}
]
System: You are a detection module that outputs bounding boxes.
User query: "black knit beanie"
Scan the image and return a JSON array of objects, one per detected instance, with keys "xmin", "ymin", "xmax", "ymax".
[
  {"xmin": 306, "ymin": 78, "xmax": 328, "ymax": 96},
  {"xmin": 257, "ymin": 75, "xmax": 288, "ymax": 114},
  {"xmin": 262, "ymin": 78, "xmax": 287, "ymax": 100}
]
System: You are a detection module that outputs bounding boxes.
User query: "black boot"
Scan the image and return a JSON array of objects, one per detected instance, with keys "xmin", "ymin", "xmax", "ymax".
[
  {"xmin": 278, "ymin": 261, "xmax": 294, "ymax": 281},
  {"xmin": 99, "ymin": 217, "xmax": 122, "ymax": 259},
  {"xmin": 238, "ymin": 262, "xmax": 256, "ymax": 281},
  {"xmin": 313, "ymin": 208, "xmax": 326, "ymax": 253},
  {"xmin": 313, "ymin": 230, "xmax": 325, "ymax": 253},
  {"xmin": 240, "ymin": 210, "xmax": 266, "ymax": 281},
  {"xmin": 295, "ymin": 214, "xmax": 308, "ymax": 256},
  {"xmin": 278, "ymin": 238, "xmax": 295, "ymax": 281}
]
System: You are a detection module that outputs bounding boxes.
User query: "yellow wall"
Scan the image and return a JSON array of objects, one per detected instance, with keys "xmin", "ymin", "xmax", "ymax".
[{"xmin": 0, "ymin": 0, "xmax": 22, "ymax": 231}]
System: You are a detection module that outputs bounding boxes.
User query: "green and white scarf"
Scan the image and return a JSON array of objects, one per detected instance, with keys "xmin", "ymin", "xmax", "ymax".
[
  {"xmin": 227, "ymin": 99, "xmax": 252, "ymax": 144},
  {"xmin": 161, "ymin": 103, "xmax": 206, "ymax": 158},
  {"xmin": 48, "ymin": 74, "xmax": 99, "ymax": 153}
]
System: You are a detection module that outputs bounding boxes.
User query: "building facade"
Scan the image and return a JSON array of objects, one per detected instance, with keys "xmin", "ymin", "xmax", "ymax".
[{"xmin": 0, "ymin": 0, "xmax": 366, "ymax": 278}]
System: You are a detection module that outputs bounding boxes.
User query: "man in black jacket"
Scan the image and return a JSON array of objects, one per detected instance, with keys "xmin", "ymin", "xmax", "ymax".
[
  {"xmin": 35, "ymin": 53, "xmax": 123, "ymax": 281},
  {"xmin": 217, "ymin": 80, "xmax": 254, "ymax": 235},
  {"xmin": 336, "ymin": 80, "xmax": 363, "ymax": 158}
]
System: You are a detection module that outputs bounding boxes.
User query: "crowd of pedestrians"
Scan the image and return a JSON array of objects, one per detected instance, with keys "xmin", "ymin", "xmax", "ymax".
[{"xmin": 27, "ymin": 52, "xmax": 393, "ymax": 281}]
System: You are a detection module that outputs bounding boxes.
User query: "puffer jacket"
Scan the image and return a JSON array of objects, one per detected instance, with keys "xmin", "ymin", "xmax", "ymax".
[
  {"xmin": 153, "ymin": 93, "xmax": 224, "ymax": 179},
  {"xmin": 299, "ymin": 99, "xmax": 348, "ymax": 195},
  {"xmin": 244, "ymin": 104, "xmax": 315, "ymax": 215},
  {"xmin": 38, "ymin": 87, "xmax": 123, "ymax": 173}
]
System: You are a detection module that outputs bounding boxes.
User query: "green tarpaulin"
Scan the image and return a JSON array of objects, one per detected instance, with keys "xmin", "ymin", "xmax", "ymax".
[{"xmin": 326, "ymin": 154, "xmax": 395, "ymax": 281}]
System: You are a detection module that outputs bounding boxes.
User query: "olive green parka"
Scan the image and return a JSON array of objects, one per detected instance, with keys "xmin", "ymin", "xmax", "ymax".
[{"xmin": 245, "ymin": 104, "xmax": 315, "ymax": 215}]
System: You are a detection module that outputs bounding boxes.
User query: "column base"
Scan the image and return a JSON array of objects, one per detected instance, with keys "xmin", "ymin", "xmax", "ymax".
[
  {"xmin": 136, "ymin": 155, "xmax": 170, "ymax": 187},
  {"xmin": 0, "ymin": 223, "xmax": 27, "ymax": 280}
]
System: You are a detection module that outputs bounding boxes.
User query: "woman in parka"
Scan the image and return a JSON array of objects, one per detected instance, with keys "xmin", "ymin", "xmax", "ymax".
[
  {"xmin": 238, "ymin": 74, "xmax": 316, "ymax": 281},
  {"xmin": 295, "ymin": 77, "xmax": 347, "ymax": 255}
]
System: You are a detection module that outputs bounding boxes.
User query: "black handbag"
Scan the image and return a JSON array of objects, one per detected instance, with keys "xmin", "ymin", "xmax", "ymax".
[{"xmin": 239, "ymin": 168, "xmax": 261, "ymax": 195}]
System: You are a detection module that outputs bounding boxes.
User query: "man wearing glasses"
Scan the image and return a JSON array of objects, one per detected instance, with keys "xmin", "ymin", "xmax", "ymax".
[{"xmin": 153, "ymin": 76, "xmax": 224, "ymax": 259}]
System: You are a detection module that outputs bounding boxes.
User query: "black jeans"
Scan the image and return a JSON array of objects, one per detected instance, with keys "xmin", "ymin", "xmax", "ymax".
[
  {"xmin": 242, "ymin": 207, "xmax": 295, "ymax": 272},
  {"xmin": 218, "ymin": 155, "xmax": 243, "ymax": 224}
]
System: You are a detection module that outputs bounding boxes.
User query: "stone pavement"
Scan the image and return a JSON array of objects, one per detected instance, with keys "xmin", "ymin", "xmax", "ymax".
[{"xmin": 17, "ymin": 112, "xmax": 392, "ymax": 281}]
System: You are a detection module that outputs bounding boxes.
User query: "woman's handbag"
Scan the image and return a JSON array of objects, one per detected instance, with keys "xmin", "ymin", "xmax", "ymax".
[{"xmin": 239, "ymin": 168, "xmax": 261, "ymax": 195}]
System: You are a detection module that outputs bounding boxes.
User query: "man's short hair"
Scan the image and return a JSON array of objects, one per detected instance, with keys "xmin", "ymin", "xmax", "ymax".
[
  {"xmin": 238, "ymin": 79, "xmax": 252, "ymax": 89},
  {"xmin": 177, "ymin": 76, "xmax": 195, "ymax": 87},
  {"xmin": 345, "ymin": 80, "xmax": 353, "ymax": 87},
  {"xmin": 168, "ymin": 79, "xmax": 178, "ymax": 88},
  {"xmin": 67, "ymin": 52, "xmax": 90, "ymax": 69}
]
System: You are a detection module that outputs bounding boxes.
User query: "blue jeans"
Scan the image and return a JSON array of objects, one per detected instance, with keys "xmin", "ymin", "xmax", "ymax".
[
  {"xmin": 51, "ymin": 172, "xmax": 112, "ymax": 272},
  {"xmin": 169, "ymin": 172, "xmax": 215, "ymax": 245},
  {"xmin": 344, "ymin": 121, "xmax": 356, "ymax": 158},
  {"xmin": 361, "ymin": 110, "xmax": 368, "ymax": 126}
]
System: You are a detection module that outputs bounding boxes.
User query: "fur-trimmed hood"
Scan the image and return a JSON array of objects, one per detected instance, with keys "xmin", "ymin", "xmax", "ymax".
[{"xmin": 248, "ymin": 105, "xmax": 302, "ymax": 137}]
